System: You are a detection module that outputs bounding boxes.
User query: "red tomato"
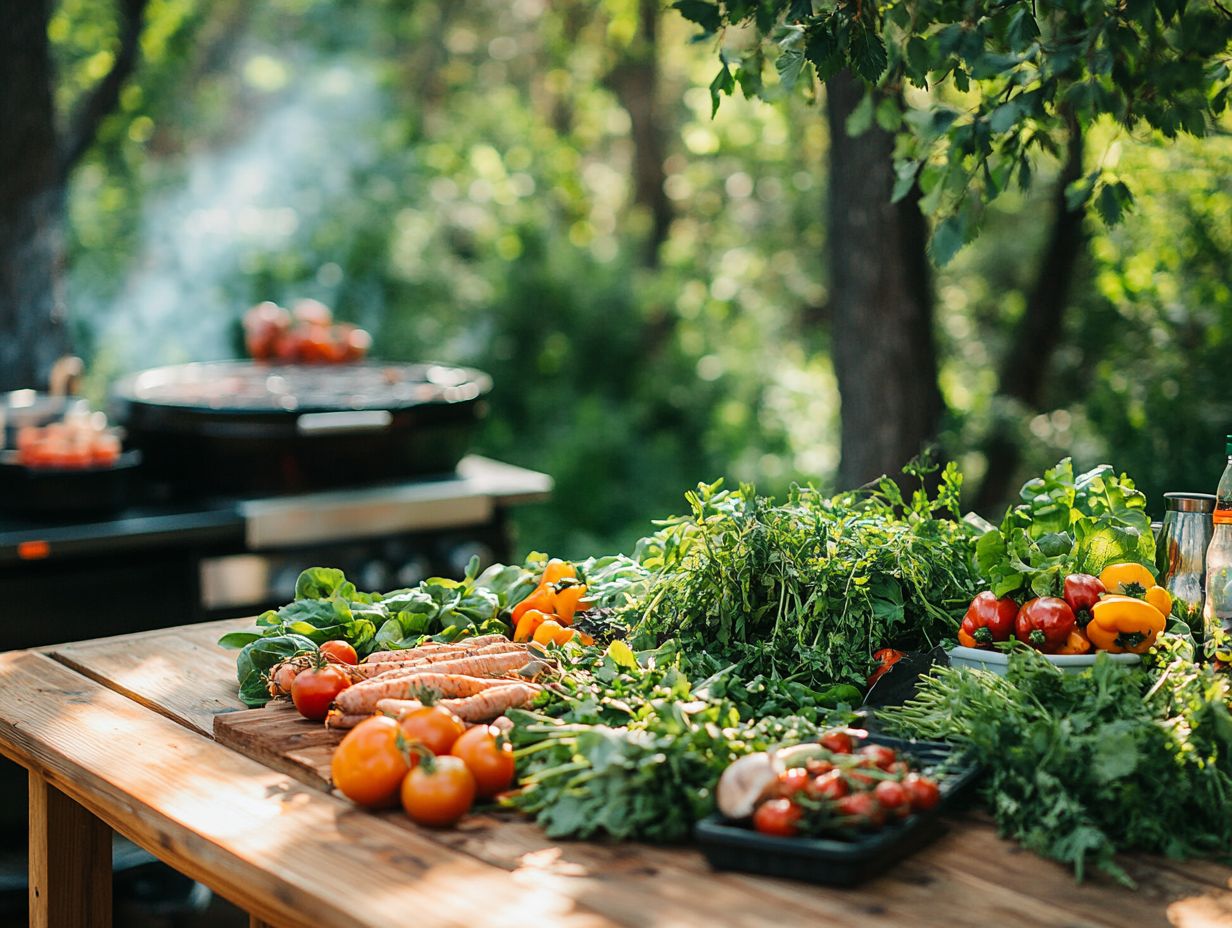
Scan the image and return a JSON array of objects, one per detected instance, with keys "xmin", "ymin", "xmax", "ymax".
[
  {"xmin": 805, "ymin": 769, "xmax": 849, "ymax": 801},
  {"xmin": 836, "ymin": 792, "xmax": 886, "ymax": 829},
  {"xmin": 398, "ymin": 705, "xmax": 466, "ymax": 756},
  {"xmin": 752, "ymin": 799, "xmax": 802, "ymax": 838},
  {"xmin": 450, "ymin": 725, "xmax": 516, "ymax": 799},
  {"xmin": 776, "ymin": 767, "xmax": 812, "ymax": 799},
  {"xmin": 858, "ymin": 744, "xmax": 899, "ymax": 771},
  {"xmin": 290, "ymin": 664, "xmax": 351, "ymax": 720},
  {"xmin": 819, "ymin": 729, "xmax": 861, "ymax": 754},
  {"xmin": 400, "ymin": 756, "xmax": 476, "ymax": 827},
  {"xmin": 872, "ymin": 780, "xmax": 911, "ymax": 819},
  {"xmin": 904, "ymin": 774, "xmax": 941, "ymax": 812},
  {"xmin": 319, "ymin": 640, "xmax": 358, "ymax": 665}
]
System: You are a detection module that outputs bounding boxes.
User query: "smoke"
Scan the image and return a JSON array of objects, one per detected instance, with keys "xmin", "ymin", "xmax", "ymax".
[{"xmin": 75, "ymin": 59, "xmax": 385, "ymax": 379}]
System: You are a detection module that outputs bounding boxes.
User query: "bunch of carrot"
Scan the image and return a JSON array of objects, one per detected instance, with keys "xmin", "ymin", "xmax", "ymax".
[
  {"xmin": 324, "ymin": 634, "xmax": 548, "ymax": 730},
  {"xmin": 511, "ymin": 558, "xmax": 596, "ymax": 646}
]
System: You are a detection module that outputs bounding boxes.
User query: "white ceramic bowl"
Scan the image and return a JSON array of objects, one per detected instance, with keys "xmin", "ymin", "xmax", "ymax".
[{"xmin": 947, "ymin": 645, "xmax": 1141, "ymax": 676}]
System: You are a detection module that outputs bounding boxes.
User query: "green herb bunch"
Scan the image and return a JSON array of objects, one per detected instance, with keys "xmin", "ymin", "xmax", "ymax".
[
  {"xmin": 880, "ymin": 649, "xmax": 1232, "ymax": 885},
  {"xmin": 631, "ymin": 461, "xmax": 979, "ymax": 695},
  {"xmin": 505, "ymin": 642, "xmax": 827, "ymax": 842}
]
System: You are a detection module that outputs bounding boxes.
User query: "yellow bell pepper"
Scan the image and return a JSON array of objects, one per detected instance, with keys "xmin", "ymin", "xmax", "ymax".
[
  {"xmin": 1144, "ymin": 585, "xmax": 1172, "ymax": 617},
  {"xmin": 1098, "ymin": 562, "xmax": 1156, "ymax": 598},
  {"xmin": 1087, "ymin": 595, "xmax": 1166, "ymax": 653}
]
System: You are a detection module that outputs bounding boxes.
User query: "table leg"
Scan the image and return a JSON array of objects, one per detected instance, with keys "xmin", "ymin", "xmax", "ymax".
[{"xmin": 29, "ymin": 772, "xmax": 112, "ymax": 928}]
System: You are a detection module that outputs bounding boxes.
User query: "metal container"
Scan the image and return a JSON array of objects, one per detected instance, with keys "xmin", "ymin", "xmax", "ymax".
[{"xmin": 1156, "ymin": 492, "xmax": 1215, "ymax": 635}]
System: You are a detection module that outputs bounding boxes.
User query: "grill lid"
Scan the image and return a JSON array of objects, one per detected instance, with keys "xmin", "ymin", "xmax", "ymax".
[{"xmin": 114, "ymin": 361, "xmax": 490, "ymax": 415}]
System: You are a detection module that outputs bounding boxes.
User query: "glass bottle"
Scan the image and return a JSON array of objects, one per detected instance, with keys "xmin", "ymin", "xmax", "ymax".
[{"xmin": 1202, "ymin": 435, "xmax": 1232, "ymax": 654}]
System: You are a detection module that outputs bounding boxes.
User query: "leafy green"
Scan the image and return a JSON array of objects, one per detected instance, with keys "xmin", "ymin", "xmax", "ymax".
[
  {"xmin": 880, "ymin": 648, "xmax": 1232, "ymax": 884},
  {"xmin": 233, "ymin": 634, "xmax": 318, "ymax": 707},
  {"xmin": 974, "ymin": 459, "xmax": 1156, "ymax": 598},
  {"xmin": 630, "ymin": 461, "xmax": 979, "ymax": 696},
  {"xmin": 505, "ymin": 643, "xmax": 831, "ymax": 841}
]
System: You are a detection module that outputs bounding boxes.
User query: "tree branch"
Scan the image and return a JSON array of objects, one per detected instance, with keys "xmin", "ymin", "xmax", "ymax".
[{"xmin": 56, "ymin": 0, "xmax": 149, "ymax": 180}]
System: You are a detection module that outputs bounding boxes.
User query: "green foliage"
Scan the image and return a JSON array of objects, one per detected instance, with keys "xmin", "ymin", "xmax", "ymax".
[
  {"xmin": 881, "ymin": 649, "xmax": 1232, "ymax": 884},
  {"xmin": 974, "ymin": 458, "xmax": 1155, "ymax": 598},
  {"xmin": 683, "ymin": 0, "xmax": 1232, "ymax": 260},
  {"xmin": 633, "ymin": 462, "xmax": 980, "ymax": 690}
]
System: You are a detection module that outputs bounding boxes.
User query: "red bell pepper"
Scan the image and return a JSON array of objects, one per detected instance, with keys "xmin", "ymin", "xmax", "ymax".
[
  {"xmin": 1014, "ymin": 597, "xmax": 1077, "ymax": 653},
  {"xmin": 957, "ymin": 592, "xmax": 1018, "ymax": 649},
  {"xmin": 1062, "ymin": 573, "xmax": 1105, "ymax": 627}
]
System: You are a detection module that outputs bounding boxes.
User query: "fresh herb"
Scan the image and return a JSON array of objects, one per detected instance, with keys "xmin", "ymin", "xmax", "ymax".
[
  {"xmin": 631, "ymin": 461, "xmax": 979, "ymax": 696},
  {"xmin": 880, "ymin": 648, "xmax": 1232, "ymax": 885},
  {"xmin": 974, "ymin": 459, "xmax": 1156, "ymax": 599},
  {"xmin": 505, "ymin": 643, "xmax": 830, "ymax": 842}
]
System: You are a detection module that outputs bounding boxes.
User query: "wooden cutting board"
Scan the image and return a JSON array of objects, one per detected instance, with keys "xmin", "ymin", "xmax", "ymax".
[{"xmin": 212, "ymin": 701, "xmax": 340, "ymax": 789}]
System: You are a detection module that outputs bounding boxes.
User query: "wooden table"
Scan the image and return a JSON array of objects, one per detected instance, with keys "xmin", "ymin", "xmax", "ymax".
[{"xmin": 2, "ymin": 620, "xmax": 1231, "ymax": 928}]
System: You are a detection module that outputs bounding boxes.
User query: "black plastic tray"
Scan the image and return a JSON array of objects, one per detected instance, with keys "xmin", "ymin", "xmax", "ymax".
[{"xmin": 694, "ymin": 734, "xmax": 979, "ymax": 886}]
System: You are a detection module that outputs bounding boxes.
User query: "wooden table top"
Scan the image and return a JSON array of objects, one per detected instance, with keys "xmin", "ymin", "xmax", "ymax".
[{"xmin": 1, "ymin": 618, "xmax": 1230, "ymax": 928}]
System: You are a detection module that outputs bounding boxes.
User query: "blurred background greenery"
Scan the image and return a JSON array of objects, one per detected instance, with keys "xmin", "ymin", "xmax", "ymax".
[{"xmin": 34, "ymin": 0, "xmax": 1232, "ymax": 556}]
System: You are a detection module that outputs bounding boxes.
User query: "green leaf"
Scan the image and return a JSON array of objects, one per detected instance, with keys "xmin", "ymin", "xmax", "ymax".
[
  {"xmin": 294, "ymin": 566, "xmax": 348, "ymax": 600},
  {"xmin": 672, "ymin": 0, "xmax": 721, "ymax": 34},
  {"xmin": 1095, "ymin": 181, "xmax": 1134, "ymax": 225},
  {"xmin": 776, "ymin": 46, "xmax": 806, "ymax": 91},
  {"xmin": 848, "ymin": 21, "xmax": 888, "ymax": 83},
  {"xmin": 930, "ymin": 213, "xmax": 966, "ymax": 265},
  {"xmin": 234, "ymin": 634, "xmax": 316, "ymax": 707},
  {"xmin": 709, "ymin": 62, "xmax": 735, "ymax": 117},
  {"xmin": 845, "ymin": 92, "xmax": 875, "ymax": 136},
  {"xmin": 217, "ymin": 630, "xmax": 261, "ymax": 649}
]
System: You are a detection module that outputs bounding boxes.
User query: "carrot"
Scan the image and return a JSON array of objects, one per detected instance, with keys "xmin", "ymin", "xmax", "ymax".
[
  {"xmin": 439, "ymin": 683, "xmax": 541, "ymax": 722},
  {"xmin": 353, "ymin": 642, "xmax": 528, "ymax": 679},
  {"xmin": 335, "ymin": 670, "xmax": 517, "ymax": 716},
  {"xmin": 362, "ymin": 633, "xmax": 511, "ymax": 663},
  {"xmin": 324, "ymin": 709, "xmax": 372, "ymax": 730},
  {"xmin": 362, "ymin": 648, "xmax": 535, "ymax": 683},
  {"xmin": 374, "ymin": 698, "xmax": 424, "ymax": 717}
]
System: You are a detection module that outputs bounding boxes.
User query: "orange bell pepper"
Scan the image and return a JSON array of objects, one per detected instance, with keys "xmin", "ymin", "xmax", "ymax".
[
  {"xmin": 514, "ymin": 609, "xmax": 550, "ymax": 643},
  {"xmin": 511, "ymin": 585, "xmax": 555, "ymax": 624},
  {"xmin": 1055, "ymin": 628, "xmax": 1092, "ymax": 655},
  {"xmin": 553, "ymin": 581, "xmax": 589, "ymax": 626},
  {"xmin": 541, "ymin": 558, "xmax": 576, "ymax": 586}
]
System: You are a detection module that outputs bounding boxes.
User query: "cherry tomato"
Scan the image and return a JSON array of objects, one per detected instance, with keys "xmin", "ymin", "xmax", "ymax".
[
  {"xmin": 331, "ymin": 716, "xmax": 413, "ymax": 808},
  {"xmin": 398, "ymin": 705, "xmax": 466, "ymax": 756},
  {"xmin": 872, "ymin": 780, "xmax": 911, "ymax": 819},
  {"xmin": 819, "ymin": 729, "xmax": 859, "ymax": 754},
  {"xmin": 805, "ymin": 769, "xmax": 849, "ymax": 801},
  {"xmin": 752, "ymin": 799, "xmax": 802, "ymax": 837},
  {"xmin": 401, "ymin": 756, "xmax": 476, "ymax": 827},
  {"xmin": 450, "ymin": 725, "xmax": 516, "ymax": 798},
  {"xmin": 319, "ymin": 640, "xmax": 358, "ymax": 665},
  {"xmin": 836, "ymin": 792, "xmax": 886, "ymax": 829},
  {"xmin": 904, "ymin": 774, "xmax": 942, "ymax": 812},
  {"xmin": 776, "ymin": 767, "xmax": 812, "ymax": 799},
  {"xmin": 290, "ymin": 664, "xmax": 351, "ymax": 721},
  {"xmin": 858, "ymin": 744, "xmax": 899, "ymax": 771}
]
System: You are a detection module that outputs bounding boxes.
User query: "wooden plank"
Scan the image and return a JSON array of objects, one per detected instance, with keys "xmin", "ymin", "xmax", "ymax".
[
  {"xmin": 28, "ymin": 773, "xmax": 112, "ymax": 928},
  {"xmin": 0, "ymin": 651, "xmax": 611, "ymax": 928},
  {"xmin": 47, "ymin": 617, "xmax": 251, "ymax": 736},
  {"xmin": 208, "ymin": 701, "xmax": 1232, "ymax": 928},
  {"xmin": 213, "ymin": 702, "xmax": 341, "ymax": 788}
]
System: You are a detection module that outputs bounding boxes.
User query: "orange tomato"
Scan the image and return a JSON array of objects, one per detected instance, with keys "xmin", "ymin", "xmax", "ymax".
[
  {"xmin": 331, "ymin": 716, "xmax": 412, "ymax": 808},
  {"xmin": 401, "ymin": 756, "xmax": 476, "ymax": 827},
  {"xmin": 398, "ymin": 705, "xmax": 466, "ymax": 755},
  {"xmin": 450, "ymin": 725, "xmax": 515, "ymax": 798}
]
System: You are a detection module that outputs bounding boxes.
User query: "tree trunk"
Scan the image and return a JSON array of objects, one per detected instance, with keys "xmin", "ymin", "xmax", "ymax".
[
  {"xmin": 0, "ymin": 0, "xmax": 70, "ymax": 393},
  {"xmin": 826, "ymin": 72, "xmax": 942, "ymax": 490},
  {"xmin": 972, "ymin": 118, "xmax": 1086, "ymax": 513},
  {"xmin": 605, "ymin": 0, "xmax": 671, "ymax": 267}
]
